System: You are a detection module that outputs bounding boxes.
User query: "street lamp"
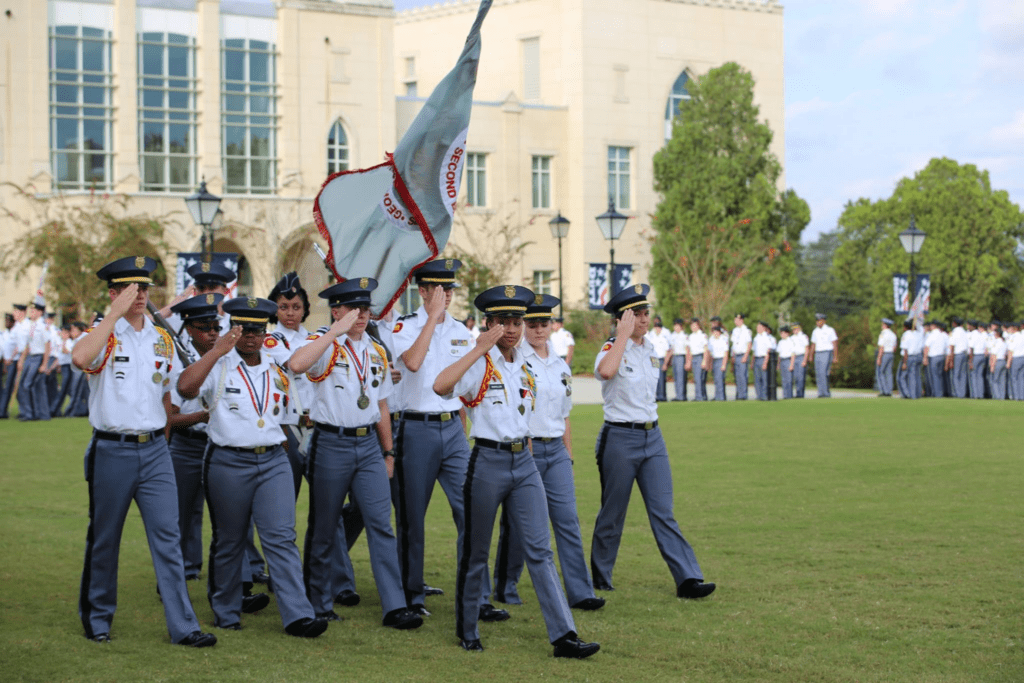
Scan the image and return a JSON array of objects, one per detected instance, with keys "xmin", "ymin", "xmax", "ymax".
[
  {"xmin": 548, "ymin": 212, "xmax": 570, "ymax": 314},
  {"xmin": 595, "ymin": 199, "xmax": 628, "ymax": 299},
  {"xmin": 898, "ymin": 214, "xmax": 926, "ymax": 320},
  {"xmin": 184, "ymin": 180, "xmax": 222, "ymax": 261}
]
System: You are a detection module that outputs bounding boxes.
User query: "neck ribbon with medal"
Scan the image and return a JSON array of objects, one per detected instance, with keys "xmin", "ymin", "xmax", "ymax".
[
  {"xmin": 344, "ymin": 338, "xmax": 371, "ymax": 410},
  {"xmin": 237, "ymin": 364, "xmax": 271, "ymax": 427}
]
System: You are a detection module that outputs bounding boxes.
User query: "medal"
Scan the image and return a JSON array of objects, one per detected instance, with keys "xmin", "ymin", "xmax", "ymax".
[
  {"xmin": 257, "ymin": 418, "xmax": 265, "ymax": 428},
  {"xmin": 345, "ymin": 339, "xmax": 372, "ymax": 411},
  {"xmin": 237, "ymin": 365, "xmax": 271, "ymax": 429},
  {"xmin": 152, "ymin": 372, "xmax": 162, "ymax": 383},
  {"xmin": 357, "ymin": 393, "xmax": 370, "ymax": 410},
  {"xmin": 273, "ymin": 405, "xmax": 280, "ymax": 415},
  {"xmin": 372, "ymin": 379, "xmax": 379, "ymax": 387},
  {"xmin": 518, "ymin": 404, "xmax": 525, "ymax": 415}
]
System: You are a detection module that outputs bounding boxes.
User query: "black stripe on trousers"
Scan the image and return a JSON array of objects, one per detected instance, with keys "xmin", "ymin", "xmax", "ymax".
[
  {"xmin": 494, "ymin": 505, "xmax": 513, "ymax": 603},
  {"xmin": 301, "ymin": 428, "xmax": 321, "ymax": 596},
  {"xmin": 590, "ymin": 424, "xmax": 611, "ymax": 587},
  {"xmin": 201, "ymin": 442, "xmax": 219, "ymax": 619},
  {"xmin": 394, "ymin": 420, "xmax": 414, "ymax": 605},
  {"xmin": 455, "ymin": 445, "xmax": 480, "ymax": 641},
  {"xmin": 78, "ymin": 437, "xmax": 99, "ymax": 638}
]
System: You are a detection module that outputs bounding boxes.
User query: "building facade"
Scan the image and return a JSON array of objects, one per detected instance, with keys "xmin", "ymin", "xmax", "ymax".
[{"xmin": 0, "ymin": 0, "xmax": 783, "ymax": 322}]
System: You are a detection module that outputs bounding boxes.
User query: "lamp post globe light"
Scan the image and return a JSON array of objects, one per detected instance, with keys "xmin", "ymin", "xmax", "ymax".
[
  {"xmin": 595, "ymin": 199, "xmax": 628, "ymax": 299},
  {"xmin": 899, "ymin": 214, "xmax": 926, "ymax": 321},
  {"xmin": 548, "ymin": 212, "xmax": 570, "ymax": 315},
  {"xmin": 184, "ymin": 180, "xmax": 222, "ymax": 261}
]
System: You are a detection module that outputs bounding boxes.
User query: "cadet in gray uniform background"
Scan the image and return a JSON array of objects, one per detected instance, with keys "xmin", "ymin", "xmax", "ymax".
[
  {"xmin": 707, "ymin": 320, "xmax": 729, "ymax": 402},
  {"xmin": 947, "ymin": 317, "xmax": 969, "ymax": 398},
  {"xmin": 17, "ymin": 302, "xmax": 52, "ymax": 421},
  {"xmin": 729, "ymin": 314, "xmax": 752, "ymax": 400},
  {"xmin": 988, "ymin": 326, "xmax": 1007, "ymax": 400},
  {"xmin": 875, "ymin": 318, "xmax": 896, "ymax": 397},
  {"xmin": 898, "ymin": 320, "xmax": 923, "ymax": 399},
  {"xmin": 777, "ymin": 326, "xmax": 794, "ymax": 399},
  {"xmin": 809, "ymin": 313, "xmax": 838, "ymax": 398},
  {"xmin": 790, "ymin": 322, "xmax": 809, "ymax": 398},
  {"xmin": 0, "ymin": 307, "xmax": 23, "ymax": 418},
  {"xmin": 967, "ymin": 320, "xmax": 988, "ymax": 399},
  {"xmin": 590, "ymin": 284, "xmax": 716, "ymax": 601}
]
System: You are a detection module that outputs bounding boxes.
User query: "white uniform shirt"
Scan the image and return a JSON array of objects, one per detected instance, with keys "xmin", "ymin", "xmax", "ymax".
[
  {"xmin": 11, "ymin": 319, "xmax": 29, "ymax": 354},
  {"xmin": 777, "ymin": 337, "xmax": 794, "ymax": 359},
  {"xmin": 687, "ymin": 330, "xmax": 708, "ymax": 356},
  {"xmin": 305, "ymin": 332, "xmax": 393, "ymax": 427},
  {"xmin": 24, "ymin": 319, "xmax": 51, "ymax": 354},
  {"xmin": 1008, "ymin": 331, "xmax": 1024, "ymax": 356},
  {"xmin": 550, "ymin": 328, "xmax": 575, "ymax": 358},
  {"xmin": 169, "ymin": 345, "xmax": 209, "ymax": 434},
  {"xmin": 1, "ymin": 329, "xmax": 15, "ymax": 361},
  {"xmin": 708, "ymin": 334, "xmax": 729, "ymax": 359},
  {"xmin": 86, "ymin": 316, "xmax": 174, "ymax": 433},
  {"xmin": 594, "ymin": 336, "xmax": 659, "ymax": 423},
  {"xmin": 263, "ymin": 322, "xmax": 314, "ymax": 423},
  {"xmin": 925, "ymin": 330, "xmax": 948, "ymax": 357},
  {"xmin": 730, "ymin": 324, "xmax": 752, "ymax": 356},
  {"xmin": 811, "ymin": 324, "xmax": 838, "ymax": 352},
  {"xmin": 55, "ymin": 333, "xmax": 73, "ymax": 364},
  {"xmin": 668, "ymin": 330, "xmax": 688, "ymax": 355},
  {"xmin": 878, "ymin": 328, "xmax": 897, "ymax": 353},
  {"xmin": 450, "ymin": 345, "xmax": 533, "ymax": 442},
  {"xmin": 375, "ymin": 319, "xmax": 405, "ymax": 413},
  {"xmin": 949, "ymin": 326, "xmax": 968, "ymax": 354},
  {"xmin": 990, "ymin": 337, "xmax": 1007, "ymax": 361},
  {"xmin": 197, "ymin": 348, "xmax": 291, "ymax": 449},
  {"xmin": 468, "ymin": 325, "xmax": 481, "ymax": 341},
  {"xmin": 791, "ymin": 331, "xmax": 809, "ymax": 356},
  {"xmin": 522, "ymin": 341, "xmax": 572, "ymax": 438},
  {"xmin": 900, "ymin": 329, "xmax": 924, "ymax": 355},
  {"xmin": 969, "ymin": 330, "xmax": 988, "ymax": 356},
  {"xmin": 645, "ymin": 327, "xmax": 671, "ymax": 359},
  {"xmin": 391, "ymin": 307, "xmax": 473, "ymax": 413},
  {"xmin": 752, "ymin": 332, "xmax": 777, "ymax": 357}
]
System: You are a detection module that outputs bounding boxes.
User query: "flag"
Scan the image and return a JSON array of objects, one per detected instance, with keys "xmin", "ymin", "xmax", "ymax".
[
  {"xmin": 892, "ymin": 272, "xmax": 910, "ymax": 314},
  {"xmin": 33, "ymin": 261, "xmax": 49, "ymax": 307},
  {"xmin": 313, "ymin": 0, "xmax": 493, "ymax": 317},
  {"xmin": 175, "ymin": 252, "xmax": 239, "ymax": 297}
]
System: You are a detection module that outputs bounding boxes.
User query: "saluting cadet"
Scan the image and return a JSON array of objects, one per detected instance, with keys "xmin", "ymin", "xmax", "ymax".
[
  {"xmin": 590, "ymin": 284, "xmax": 716, "ymax": 600},
  {"xmin": 72, "ymin": 256, "xmax": 215, "ymax": 647},
  {"xmin": 790, "ymin": 322, "xmax": 809, "ymax": 398},
  {"xmin": 389, "ymin": 259, "xmax": 495, "ymax": 618},
  {"xmin": 708, "ymin": 322, "xmax": 729, "ymax": 402},
  {"xmin": 809, "ymin": 313, "xmax": 838, "ymax": 398},
  {"xmin": 967, "ymin": 320, "xmax": 988, "ymax": 399},
  {"xmin": 752, "ymin": 321, "xmax": 776, "ymax": 401},
  {"xmin": 947, "ymin": 317, "xmax": 969, "ymax": 398},
  {"xmin": 777, "ymin": 326, "xmax": 794, "ymax": 399},
  {"xmin": 160, "ymin": 261, "xmax": 234, "ymax": 345},
  {"xmin": 491, "ymin": 294, "xmax": 604, "ymax": 612},
  {"xmin": 876, "ymin": 318, "xmax": 897, "ymax": 397},
  {"xmin": 898, "ymin": 321, "xmax": 924, "ymax": 399},
  {"xmin": 287, "ymin": 278, "xmax": 422, "ymax": 630},
  {"xmin": 166, "ymin": 293, "xmax": 225, "ymax": 584},
  {"xmin": 433, "ymin": 285, "xmax": 600, "ymax": 658},
  {"xmin": 1008, "ymin": 321, "xmax": 1024, "ymax": 400},
  {"xmin": 923, "ymin": 321, "xmax": 948, "ymax": 397},
  {"xmin": 687, "ymin": 318, "xmax": 710, "ymax": 402},
  {"xmin": 988, "ymin": 326, "xmax": 1008, "ymax": 400},
  {"xmin": 668, "ymin": 318, "xmax": 688, "ymax": 401},
  {"xmin": 0, "ymin": 309, "xmax": 21, "ymax": 418},
  {"xmin": 730, "ymin": 313, "xmax": 752, "ymax": 400},
  {"xmin": 176, "ymin": 297, "xmax": 327, "ymax": 638},
  {"xmin": 550, "ymin": 317, "xmax": 575, "ymax": 365}
]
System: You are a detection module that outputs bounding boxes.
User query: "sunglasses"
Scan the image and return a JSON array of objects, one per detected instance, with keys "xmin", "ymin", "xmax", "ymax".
[{"xmin": 188, "ymin": 322, "xmax": 220, "ymax": 332}]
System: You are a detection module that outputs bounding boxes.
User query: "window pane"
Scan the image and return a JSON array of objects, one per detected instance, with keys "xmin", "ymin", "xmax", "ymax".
[
  {"xmin": 250, "ymin": 128, "xmax": 270, "ymax": 157},
  {"xmin": 169, "ymin": 157, "xmax": 190, "ymax": 187},
  {"xmin": 55, "ymin": 38, "xmax": 77, "ymax": 70},
  {"xmin": 83, "ymin": 119, "xmax": 105, "ymax": 150},
  {"xmin": 143, "ymin": 88, "xmax": 163, "ymax": 108},
  {"xmin": 168, "ymin": 33, "xmax": 188, "ymax": 45},
  {"xmin": 168, "ymin": 90, "xmax": 189, "ymax": 110},
  {"xmin": 56, "ymin": 152, "xmax": 79, "ymax": 184},
  {"xmin": 143, "ymin": 122, "xmax": 164, "ymax": 152},
  {"xmin": 54, "ymin": 26, "xmax": 77, "ymax": 36},
  {"xmin": 168, "ymin": 46, "xmax": 188, "ymax": 77},
  {"xmin": 619, "ymin": 174, "xmax": 630, "ymax": 209},
  {"xmin": 85, "ymin": 153, "xmax": 106, "ymax": 182},
  {"xmin": 405, "ymin": 82, "xmax": 418, "ymax": 97},
  {"xmin": 250, "ymin": 95, "xmax": 269, "ymax": 113},
  {"xmin": 224, "ymin": 94, "xmax": 245, "ymax": 112},
  {"xmin": 224, "ymin": 126, "xmax": 245, "ymax": 155},
  {"xmin": 83, "ymin": 86, "xmax": 105, "ymax": 105},
  {"xmin": 168, "ymin": 124, "xmax": 189, "ymax": 153},
  {"xmin": 224, "ymin": 49, "xmax": 244, "ymax": 81},
  {"xmin": 249, "ymin": 52, "xmax": 268, "ymax": 82},
  {"xmin": 250, "ymin": 159, "xmax": 271, "ymax": 188},
  {"xmin": 55, "ymin": 84, "xmax": 78, "ymax": 103},
  {"xmin": 226, "ymin": 158, "xmax": 246, "ymax": 188},
  {"xmin": 56, "ymin": 118, "xmax": 79, "ymax": 149},
  {"xmin": 82, "ymin": 27, "xmax": 104, "ymax": 38},
  {"xmin": 142, "ymin": 43, "xmax": 162, "ymax": 75},
  {"xmin": 143, "ymin": 155, "xmax": 164, "ymax": 187},
  {"xmin": 82, "ymin": 39, "xmax": 104, "ymax": 71}
]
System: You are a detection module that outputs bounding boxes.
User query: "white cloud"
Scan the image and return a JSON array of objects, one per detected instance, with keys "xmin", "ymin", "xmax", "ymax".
[{"xmin": 989, "ymin": 111, "xmax": 1024, "ymax": 144}]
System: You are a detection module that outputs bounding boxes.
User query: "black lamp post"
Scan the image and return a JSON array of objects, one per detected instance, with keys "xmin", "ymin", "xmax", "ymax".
[
  {"xmin": 185, "ymin": 180, "xmax": 222, "ymax": 261},
  {"xmin": 595, "ymin": 200, "xmax": 628, "ymax": 299},
  {"xmin": 548, "ymin": 212, "xmax": 570, "ymax": 314},
  {"xmin": 898, "ymin": 214, "xmax": 926, "ymax": 321}
]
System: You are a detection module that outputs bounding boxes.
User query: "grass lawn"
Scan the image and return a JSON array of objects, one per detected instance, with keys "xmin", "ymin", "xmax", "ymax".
[{"xmin": 1, "ymin": 400, "xmax": 1021, "ymax": 682}]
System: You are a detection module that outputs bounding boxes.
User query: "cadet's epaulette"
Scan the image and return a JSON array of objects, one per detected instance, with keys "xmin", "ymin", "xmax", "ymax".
[
  {"xmin": 397, "ymin": 313, "xmax": 417, "ymax": 321},
  {"xmin": 316, "ymin": 325, "xmax": 331, "ymax": 334}
]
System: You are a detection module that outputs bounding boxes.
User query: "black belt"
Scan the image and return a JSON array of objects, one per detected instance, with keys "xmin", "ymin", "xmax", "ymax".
[
  {"xmin": 401, "ymin": 410, "xmax": 457, "ymax": 423},
  {"xmin": 315, "ymin": 422, "xmax": 375, "ymax": 437},
  {"xmin": 173, "ymin": 428, "xmax": 208, "ymax": 442},
  {"xmin": 94, "ymin": 429, "xmax": 164, "ymax": 444},
  {"xmin": 605, "ymin": 420, "xmax": 658, "ymax": 431},
  {"xmin": 214, "ymin": 443, "xmax": 278, "ymax": 455},
  {"xmin": 475, "ymin": 438, "xmax": 527, "ymax": 453},
  {"xmin": 533, "ymin": 436, "xmax": 559, "ymax": 443}
]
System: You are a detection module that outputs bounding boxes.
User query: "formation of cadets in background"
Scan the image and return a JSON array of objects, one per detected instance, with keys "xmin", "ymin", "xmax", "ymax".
[{"xmin": 7, "ymin": 255, "xmax": 728, "ymax": 658}]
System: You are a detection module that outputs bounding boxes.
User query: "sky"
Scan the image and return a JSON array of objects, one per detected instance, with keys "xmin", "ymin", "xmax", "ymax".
[{"xmin": 393, "ymin": 0, "xmax": 1024, "ymax": 243}]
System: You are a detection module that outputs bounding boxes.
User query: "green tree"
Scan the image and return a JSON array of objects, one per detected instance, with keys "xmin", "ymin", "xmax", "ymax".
[{"xmin": 651, "ymin": 62, "xmax": 809, "ymax": 323}]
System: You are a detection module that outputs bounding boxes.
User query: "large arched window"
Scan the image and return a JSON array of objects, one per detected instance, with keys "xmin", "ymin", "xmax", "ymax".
[
  {"xmin": 327, "ymin": 120, "xmax": 349, "ymax": 176},
  {"xmin": 664, "ymin": 71, "xmax": 691, "ymax": 142}
]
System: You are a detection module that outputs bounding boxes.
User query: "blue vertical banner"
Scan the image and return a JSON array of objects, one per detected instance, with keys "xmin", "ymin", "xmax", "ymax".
[
  {"xmin": 893, "ymin": 272, "xmax": 910, "ymax": 314},
  {"xmin": 589, "ymin": 263, "xmax": 633, "ymax": 310},
  {"xmin": 176, "ymin": 252, "xmax": 239, "ymax": 295},
  {"xmin": 915, "ymin": 274, "xmax": 930, "ymax": 312}
]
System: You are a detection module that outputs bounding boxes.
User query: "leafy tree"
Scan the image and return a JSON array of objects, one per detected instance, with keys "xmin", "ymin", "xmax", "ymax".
[{"xmin": 651, "ymin": 62, "xmax": 809, "ymax": 324}]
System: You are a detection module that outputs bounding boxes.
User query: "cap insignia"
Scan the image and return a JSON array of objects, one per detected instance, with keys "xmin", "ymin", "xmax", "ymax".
[
  {"xmin": 534, "ymin": 295, "xmax": 544, "ymax": 306},
  {"xmin": 206, "ymin": 293, "xmax": 215, "ymax": 305},
  {"xmin": 445, "ymin": 259, "xmax": 454, "ymax": 271},
  {"xmin": 504, "ymin": 285, "xmax": 516, "ymax": 298},
  {"xmin": 634, "ymin": 284, "xmax": 643, "ymax": 295},
  {"xmin": 359, "ymin": 277, "xmax": 369, "ymax": 289},
  {"xmin": 135, "ymin": 256, "xmax": 145, "ymax": 269},
  {"xmin": 201, "ymin": 262, "xmax": 211, "ymax": 273},
  {"xmin": 247, "ymin": 297, "xmax": 258, "ymax": 309}
]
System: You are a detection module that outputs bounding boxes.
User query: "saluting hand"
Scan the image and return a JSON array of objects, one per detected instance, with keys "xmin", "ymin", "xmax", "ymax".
[
  {"xmin": 329, "ymin": 309, "xmax": 359, "ymax": 339},
  {"xmin": 168, "ymin": 285, "xmax": 196, "ymax": 308},
  {"xmin": 475, "ymin": 323, "xmax": 504, "ymax": 353},
  {"xmin": 212, "ymin": 325, "xmax": 243, "ymax": 357},
  {"xmin": 108, "ymin": 284, "xmax": 139, "ymax": 320},
  {"xmin": 616, "ymin": 309, "xmax": 636, "ymax": 339},
  {"xmin": 424, "ymin": 285, "xmax": 446, "ymax": 322}
]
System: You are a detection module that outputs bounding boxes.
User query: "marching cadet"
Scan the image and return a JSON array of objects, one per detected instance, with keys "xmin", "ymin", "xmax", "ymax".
[
  {"xmin": 176, "ymin": 297, "xmax": 327, "ymax": 638},
  {"xmin": 72, "ymin": 256, "xmax": 215, "ymax": 647},
  {"xmin": 708, "ymin": 321, "xmax": 729, "ymax": 401},
  {"xmin": 967, "ymin": 320, "xmax": 988, "ymax": 399},
  {"xmin": 875, "ymin": 318, "xmax": 897, "ymax": 397},
  {"xmin": 287, "ymin": 278, "xmax": 423, "ymax": 630},
  {"xmin": 777, "ymin": 326, "xmax": 794, "ymax": 399},
  {"xmin": 687, "ymin": 318, "xmax": 710, "ymax": 402},
  {"xmin": 590, "ymin": 284, "xmax": 715, "ymax": 600},
  {"xmin": 808, "ymin": 313, "xmax": 838, "ymax": 398},
  {"xmin": 790, "ymin": 322, "xmax": 809, "ymax": 398},
  {"xmin": 491, "ymin": 294, "xmax": 604, "ymax": 612},
  {"xmin": 433, "ymin": 285, "xmax": 600, "ymax": 658},
  {"xmin": 988, "ymin": 325, "xmax": 1008, "ymax": 400},
  {"xmin": 729, "ymin": 313, "xmax": 752, "ymax": 400},
  {"xmin": 0, "ymin": 308, "xmax": 21, "ymax": 418},
  {"xmin": 159, "ymin": 261, "xmax": 234, "ymax": 342},
  {"xmin": 947, "ymin": 317, "xmax": 969, "ymax": 398},
  {"xmin": 389, "ymin": 259, "xmax": 495, "ymax": 618},
  {"xmin": 668, "ymin": 318, "xmax": 688, "ymax": 401},
  {"xmin": 898, "ymin": 320, "xmax": 924, "ymax": 399},
  {"xmin": 16, "ymin": 302, "xmax": 52, "ymax": 421},
  {"xmin": 752, "ymin": 321, "xmax": 776, "ymax": 401}
]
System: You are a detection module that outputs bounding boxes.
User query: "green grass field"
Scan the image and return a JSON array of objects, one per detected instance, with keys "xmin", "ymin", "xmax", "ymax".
[{"xmin": 1, "ymin": 400, "xmax": 1021, "ymax": 682}]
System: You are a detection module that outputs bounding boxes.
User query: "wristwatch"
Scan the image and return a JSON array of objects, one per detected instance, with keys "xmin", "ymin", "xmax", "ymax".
[{"xmin": 382, "ymin": 449, "xmax": 396, "ymax": 458}]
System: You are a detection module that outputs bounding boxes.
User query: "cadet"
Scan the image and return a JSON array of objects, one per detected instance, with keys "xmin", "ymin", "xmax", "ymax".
[
  {"xmin": 177, "ymin": 297, "xmax": 327, "ymax": 638},
  {"xmin": 72, "ymin": 256, "xmax": 214, "ymax": 647},
  {"xmin": 988, "ymin": 326, "xmax": 1007, "ymax": 400},
  {"xmin": 876, "ymin": 318, "xmax": 897, "ymax": 397},
  {"xmin": 491, "ymin": 294, "xmax": 604, "ymax": 612},
  {"xmin": 687, "ymin": 318, "xmax": 710, "ymax": 402},
  {"xmin": 590, "ymin": 284, "xmax": 716, "ymax": 600},
  {"xmin": 287, "ymin": 278, "xmax": 422, "ymax": 630},
  {"xmin": 159, "ymin": 261, "xmax": 234, "ymax": 343},
  {"xmin": 0, "ymin": 308, "xmax": 22, "ymax": 418},
  {"xmin": 790, "ymin": 322, "xmax": 809, "ymax": 397},
  {"xmin": 647, "ymin": 316, "xmax": 671, "ymax": 402},
  {"xmin": 898, "ymin": 320, "xmax": 923, "ymax": 399},
  {"xmin": 550, "ymin": 317, "xmax": 575, "ymax": 365},
  {"xmin": 668, "ymin": 318, "xmax": 688, "ymax": 401},
  {"xmin": 777, "ymin": 326, "xmax": 794, "ymax": 399},
  {"xmin": 752, "ymin": 321, "xmax": 776, "ymax": 401},
  {"xmin": 923, "ymin": 320, "xmax": 947, "ymax": 397},
  {"xmin": 947, "ymin": 317, "xmax": 968, "ymax": 398},
  {"xmin": 809, "ymin": 313, "xmax": 838, "ymax": 398},
  {"xmin": 433, "ymin": 285, "xmax": 600, "ymax": 658},
  {"xmin": 730, "ymin": 313, "xmax": 752, "ymax": 400},
  {"xmin": 49, "ymin": 324, "xmax": 74, "ymax": 415},
  {"xmin": 707, "ymin": 321, "xmax": 729, "ymax": 401},
  {"xmin": 1008, "ymin": 321, "xmax": 1024, "ymax": 400},
  {"xmin": 967, "ymin": 320, "xmax": 988, "ymax": 399},
  {"xmin": 17, "ymin": 302, "xmax": 52, "ymax": 421}
]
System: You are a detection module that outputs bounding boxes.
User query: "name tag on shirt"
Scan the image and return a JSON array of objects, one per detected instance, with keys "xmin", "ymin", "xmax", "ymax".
[
  {"xmin": 114, "ymin": 356, "xmax": 129, "ymax": 363},
  {"xmin": 225, "ymin": 387, "xmax": 241, "ymax": 394}
]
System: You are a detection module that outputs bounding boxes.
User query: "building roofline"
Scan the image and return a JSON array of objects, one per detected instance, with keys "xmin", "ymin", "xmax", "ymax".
[{"xmin": 397, "ymin": 0, "xmax": 782, "ymax": 24}]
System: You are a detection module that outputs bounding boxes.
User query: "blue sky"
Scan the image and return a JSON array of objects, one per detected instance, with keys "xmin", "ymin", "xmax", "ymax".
[{"xmin": 394, "ymin": 0, "xmax": 1024, "ymax": 243}]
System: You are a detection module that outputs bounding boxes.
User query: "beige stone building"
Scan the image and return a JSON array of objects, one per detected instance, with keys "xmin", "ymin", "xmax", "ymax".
[{"xmin": 0, "ymin": 0, "xmax": 783, "ymax": 323}]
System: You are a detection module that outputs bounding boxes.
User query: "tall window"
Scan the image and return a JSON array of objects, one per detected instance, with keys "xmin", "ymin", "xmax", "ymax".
[
  {"xmin": 403, "ymin": 56, "xmax": 417, "ymax": 97},
  {"xmin": 139, "ymin": 32, "xmax": 197, "ymax": 192},
  {"xmin": 664, "ymin": 71, "xmax": 691, "ymax": 141},
  {"xmin": 531, "ymin": 155, "xmax": 551, "ymax": 209},
  {"xmin": 607, "ymin": 146, "xmax": 631, "ymax": 210},
  {"xmin": 522, "ymin": 37, "xmax": 540, "ymax": 100},
  {"xmin": 532, "ymin": 270, "xmax": 552, "ymax": 296},
  {"xmin": 49, "ymin": 25, "xmax": 114, "ymax": 190},
  {"xmin": 222, "ymin": 38, "xmax": 278, "ymax": 194},
  {"xmin": 466, "ymin": 153, "xmax": 486, "ymax": 207},
  {"xmin": 327, "ymin": 120, "xmax": 349, "ymax": 176}
]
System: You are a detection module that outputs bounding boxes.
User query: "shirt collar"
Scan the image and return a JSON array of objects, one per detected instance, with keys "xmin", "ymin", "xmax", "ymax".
[
  {"xmin": 226, "ymin": 347, "xmax": 270, "ymax": 373},
  {"xmin": 521, "ymin": 340, "xmax": 557, "ymax": 364}
]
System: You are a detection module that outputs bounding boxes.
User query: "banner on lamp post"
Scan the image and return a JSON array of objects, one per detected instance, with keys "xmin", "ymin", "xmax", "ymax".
[
  {"xmin": 588, "ymin": 263, "xmax": 633, "ymax": 310},
  {"xmin": 176, "ymin": 253, "xmax": 240, "ymax": 297}
]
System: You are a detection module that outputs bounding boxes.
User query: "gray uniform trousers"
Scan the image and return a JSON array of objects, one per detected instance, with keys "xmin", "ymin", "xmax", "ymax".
[
  {"xmin": 79, "ymin": 433, "xmax": 201, "ymax": 642},
  {"xmin": 990, "ymin": 360, "xmax": 1007, "ymax": 399},
  {"xmin": 733, "ymin": 357, "xmax": 749, "ymax": 400},
  {"xmin": 456, "ymin": 442, "xmax": 576, "ymax": 644},
  {"xmin": 951, "ymin": 353, "xmax": 968, "ymax": 397},
  {"xmin": 753, "ymin": 356, "xmax": 767, "ymax": 400},
  {"xmin": 492, "ymin": 438, "xmax": 597, "ymax": 606},
  {"xmin": 793, "ymin": 354, "xmax": 806, "ymax": 397},
  {"xmin": 969, "ymin": 357, "xmax": 987, "ymax": 398},
  {"xmin": 814, "ymin": 351, "xmax": 833, "ymax": 397},
  {"xmin": 393, "ymin": 416, "xmax": 489, "ymax": 609},
  {"xmin": 779, "ymin": 357, "xmax": 794, "ymax": 398},
  {"xmin": 906, "ymin": 354, "xmax": 923, "ymax": 398},
  {"xmin": 169, "ymin": 433, "xmax": 207, "ymax": 576},
  {"xmin": 876, "ymin": 352, "xmax": 894, "ymax": 396},
  {"xmin": 65, "ymin": 371, "xmax": 90, "ymax": 416},
  {"xmin": 1011, "ymin": 357, "xmax": 1024, "ymax": 400},
  {"xmin": 303, "ymin": 428, "xmax": 406, "ymax": 617},
  {"xmin": 692, "ymin": 362, "xmax": 707, "ymax": 401},
  {"xmin": 203, "ymin": 444, "xmax": 313, "ymax": 628},
  {"xmin": 926, "ymin": 357, "xmax": 946, "ymax": 397},
  {"xmin": 50, "ymin": 363, "xmax": 72, "ymax": 414},
  {"xmin": 711, "ymin": 358, "xmax": 726, "ymax": 401},
  {"xmin": 0, "ymin": 361, "xmax": 17, "ymax": 417},
  {"xmin": 590, "ymin": 424, "xmax": 704, "ymax": 590},
  {"xmin": 672, "ymin": 355, "xmax": 687, "ymax": 401},
  {"xmin": 18, "ymin": 354, "xmax": 49, "ymax": 420}
]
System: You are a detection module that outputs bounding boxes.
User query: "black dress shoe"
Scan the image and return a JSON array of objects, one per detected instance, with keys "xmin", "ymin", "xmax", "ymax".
[
  {"xmin": 185, "ymin": 573, "xmax": 200, "ymax": 581},
  {"xmin": 218, "ymin": 623, "xmax": 242, "ymax": 631},
  {"xmin": 241, "ymin": 593, "xmax": 270, "ymax": 614},
  {"xmin": 410, "ymin": 604, "xmax": 431, "ymax": 616},
  {"xmin": 251, "ymin": 571, "xmax": 270, "ymax": 584},
  {"xmin": 177, "ymin": 631, "xmax": 218, "ymax": 648},
  {"xmin": 553, "ymin": 633, "xmax": 600, "ymax": 659},
  {"xmin": 424, "ymin": 584, "xmax": 444, "ymax": 596},
  {"xmin": 571, "ymin": 597, "xmax": 606, "ymax": 611},
  {"xmin": 285, "ymin": 617, "xmax": 329, "ymax": 638},
  {"xmin": 315, "ymin": 610, "xmax": 342, "ymax": 622},
  {"xmin": 677, "ymin": 579, "xmax": 716, "ymax": 599},
  {"xmin": 459, "ymin": 638, "xmax": 484, "ymax": 652},
  {"xmin": 383, "ymin": 608, "xmax": 423, "ymax": 630},
  {"xmin": 88, "ymin": 633, "xmax": 111, "ymax": 643},
  {"xmin": 334, "ymin": 589, "xmax": 360, "ymax": 607},
  {"xmin": 593, "ymin": 582, "xmax": 615, "ymax": 591},
  {"xmin": 478, "ymin": 604, "xmax": 511, "ymax": 622}
]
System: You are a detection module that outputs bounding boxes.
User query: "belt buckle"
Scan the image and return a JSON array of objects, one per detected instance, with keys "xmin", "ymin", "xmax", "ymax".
[
  {"xmin": 356, "ymin": 427, "xmax": 368, "ymax": 436},
  {"xmin": 138, "ymin": 433, "xmax": 150, "ymax": 443},
  {"xmin": 511, "ymin": 441, "xmax": 523, "ymax": 453},
  {"xmin": 254, "ymin": 446, "xmax": 267, "ymax": 455},
  {"xmin": 643, "ymin": 421, "xmax": 653, "ymax": 430},
  {"xmin": 439, "ymin": 412, "xmax": 452, "ymax": 422}
]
